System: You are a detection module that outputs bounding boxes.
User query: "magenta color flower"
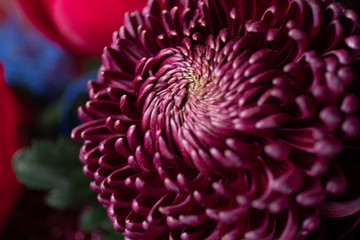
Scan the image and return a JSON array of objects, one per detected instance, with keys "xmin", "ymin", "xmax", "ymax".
[
  {"xmin": 16, "ymin": 0, "xmax": 148, "ymax": 56},
  {"xmin": 72, "ymin": 0, "xmax": 360, "ymax": 239}
]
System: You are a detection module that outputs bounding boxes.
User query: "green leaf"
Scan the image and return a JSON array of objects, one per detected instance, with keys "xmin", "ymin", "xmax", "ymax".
[
  {"xmin": 45, "ymin": 183, "xmax": 95, "ymax": 210},
  {"xmin": 79, "ymin": 204, "xmax": 126, "ymax": 239},
  {"xmin": 13, "ymin": 138, "xmax": 96, "ymax": 209},
  {"xmin": 13, "ymin": 149, "xmax": 63, "ymax": 190},
  {"xmin": 79, "ymin": 205, "xmax": 111, "ymax": 232},
  {"xmin": 102, "ymin": 231, "xmax": 124, "ymax": 240}
]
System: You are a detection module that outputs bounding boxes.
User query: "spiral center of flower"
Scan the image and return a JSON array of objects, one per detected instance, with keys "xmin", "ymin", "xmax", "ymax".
[{"xmin": 134, "ymin": 35, "xmax": 297, "ymax": 171}]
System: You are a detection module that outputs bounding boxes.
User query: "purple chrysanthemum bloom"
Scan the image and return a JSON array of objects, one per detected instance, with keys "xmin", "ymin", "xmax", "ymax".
[{"xmin": 72, "ymin": 0, "xmax": 360, "ymax": 239}]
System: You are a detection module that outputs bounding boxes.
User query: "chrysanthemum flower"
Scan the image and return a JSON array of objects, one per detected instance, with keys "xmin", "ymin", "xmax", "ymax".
[{"xmin": 72, "ymin": 0, "xmax": 360, "ymax": 239}]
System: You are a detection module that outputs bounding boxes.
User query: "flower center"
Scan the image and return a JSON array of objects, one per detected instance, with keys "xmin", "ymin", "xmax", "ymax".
[{"xmin": 134, "ymin": 34, "xmax": 301, "ymax": 175}]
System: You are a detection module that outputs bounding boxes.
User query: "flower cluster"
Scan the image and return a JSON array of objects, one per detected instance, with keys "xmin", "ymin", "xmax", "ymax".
[{"xmin": 72, "ymin": 0, "xmax": 360, "ymax": 239}]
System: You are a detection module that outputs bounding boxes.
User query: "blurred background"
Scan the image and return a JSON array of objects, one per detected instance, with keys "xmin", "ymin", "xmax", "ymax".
[
  {"xmin": 0, "ymin": 1, "xmax": 146, "ymax": 239},
  {"xmin": 0, "ymin": 0, "xmax": 359, "ymax": 239}
]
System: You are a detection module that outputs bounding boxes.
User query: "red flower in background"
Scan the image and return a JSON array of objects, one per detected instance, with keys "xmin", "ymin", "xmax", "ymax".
[
  {"xmin": 0, "ymin": 63, "xmax": 22, "ymax": 229},
  {"xmin": 16, "ymin": 0, "xmax": 148, "ymax": 56}
]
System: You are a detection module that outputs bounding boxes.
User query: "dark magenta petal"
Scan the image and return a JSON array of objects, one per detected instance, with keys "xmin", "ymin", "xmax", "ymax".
[{"xmin": 319, "ymin": 197, "xmax": 360, "ymax": 218}]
